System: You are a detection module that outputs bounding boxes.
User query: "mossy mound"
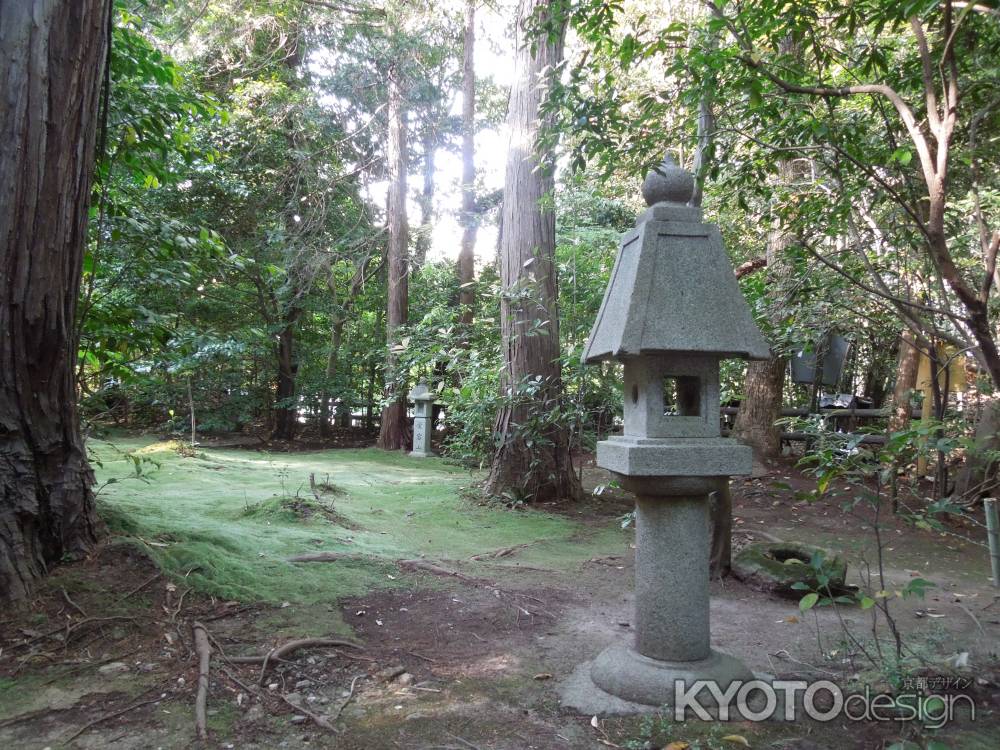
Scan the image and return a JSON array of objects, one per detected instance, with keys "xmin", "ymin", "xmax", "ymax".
[
  {"xmin": 732, "ymin": 542, "xmax": 846, "ymax": 597},
  {"xmin": 242, "ymin": 495, "xmax": 343, "ymax": 524}
]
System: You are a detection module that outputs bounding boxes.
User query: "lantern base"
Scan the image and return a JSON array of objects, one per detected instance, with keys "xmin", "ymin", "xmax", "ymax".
[
  {"xmin": 560, "ymin": 641, "xmax": 757, "ymax": 717},
  {"xmin": 408, "ymin": 450, "xmax": 434, "ymax": 458}
]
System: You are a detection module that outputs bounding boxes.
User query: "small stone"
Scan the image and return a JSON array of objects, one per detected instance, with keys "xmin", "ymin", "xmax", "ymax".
[
  {"xmin": 289, "ymin": 715, "xmax": 307, "ymax": 725},
  {"xmin": 245, "ymin": 705, "xmax": 265, "ymax": 723},
  {"xmin": 295, "ymin": 679, "xmax": 314, "ymax": 689},
  {"xmin": 268, "ymin": 682, "xmax": 279, "ymax": 691},
  {"xmin": 284, "ymin": 692, "xmax": 303, "ymax": 706},
  {"xmin": 376, "ymin": 665, "xmax": 406, "ymax": 682},
  {"xmin": 397, "ymin": 672, "xmax": 414, "ymax": 686},
  {"xmin": 98, "ymin": 661, "xmax": 129, "ymax": 675}
]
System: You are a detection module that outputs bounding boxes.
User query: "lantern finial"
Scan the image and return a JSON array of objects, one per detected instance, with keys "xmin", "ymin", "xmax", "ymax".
[{"xmin": 641, "ymin": 154, "xmax": 694, "ymax": 207}]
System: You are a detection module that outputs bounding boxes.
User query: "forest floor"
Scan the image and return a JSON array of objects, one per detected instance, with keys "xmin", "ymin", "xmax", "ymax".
[{"xmin": 1, "ymin": 434, "xmax": 998, "ymax": 749}]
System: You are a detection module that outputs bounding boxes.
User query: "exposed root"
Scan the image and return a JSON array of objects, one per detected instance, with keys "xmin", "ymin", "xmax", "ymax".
[
  {"xmin": 225, "ymin": 637, "xmax": 364, "ymax": 685},
  {"xmin": 286, "ymin": 552, "xmax": 364, "ymax": 563},
  {"xmin": 192, "ymin": 621, "xmax": 212, "ymax": 740},
  {"xmin": 468, "ymin": 542, "xmax": 536, "ymax": 560},
  {"xmin": 60, "ymin": 694, "xmax": 165, "ymax": 745},
  {"xmin": 396, "ymin": 559, "xmax": 555, "ymax": 619}
]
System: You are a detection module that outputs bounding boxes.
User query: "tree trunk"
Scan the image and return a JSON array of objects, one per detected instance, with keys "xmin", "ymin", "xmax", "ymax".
[
  {"xmin": 709, "ymin": 479, "xmax": 732, "ymax": 578},
  {"xmin": 732, "ymin": 356, "xmax": 786, "ymax": 460},
  {"xmin": 377, "ymin": 67, "xmax": 410, "ymax": 450},
  {"xmin": 271, "ymin": 309, "xmax": 301, "ymax": 441},
  {"xmin": 731, "ymin": 159, "xmax": 793, "ymax": 463},
  {"xmin": 865, "ymin": 333, "xmax": 897, "ymax": 408},
  {"xmin": 1, "ymin": 0, "xmax": 109, "ymax": 604},
  {"xmin": 888, "ymin": 329, "xmax": 920, "ymax": 433},
  {"xmin": 414, "ymin": 129, "xmax": 435, "ymax": 268},
  {"xmin": 457, "ymin": 0, "xmax": 477, "ymax": 334},
  {"xmin": 319, "ymin": 318, "xmax": 346, "ymax": 438},
  {"xmin": 484, "ymin": 0, "xmax": 582, "ymax": 503},
  {"xmin": 955, "ymin": 396, "xmax": 1000, "ymax": 499}
]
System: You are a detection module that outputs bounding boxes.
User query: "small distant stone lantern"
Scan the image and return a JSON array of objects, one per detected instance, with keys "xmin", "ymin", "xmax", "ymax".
[
  {"xmin": 408, "ymin": 383, "xmax": 435, "ymax": 458},
  {"xmin": 561, "ymin": 156, "xmax": 771, "ymax": 715}
]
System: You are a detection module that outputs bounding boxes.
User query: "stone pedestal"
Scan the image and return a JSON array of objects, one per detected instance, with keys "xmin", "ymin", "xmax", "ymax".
[
  {"xmin": 561, "ymin": 475, "xmax": 754, "ymax": 715},
  {"xmin": 408, "ymin": 384, "xmax": 435, "ymax": 458}
]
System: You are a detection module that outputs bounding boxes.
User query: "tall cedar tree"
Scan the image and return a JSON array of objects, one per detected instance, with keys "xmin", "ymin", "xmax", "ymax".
[
  {"xmin": 456, "ymin": 0, "xmax": 477, "ymax": 331},
  {"xmin": 377, "ymin": 65, "xmax": 411, "ymax": 449},
  {"xmin": 485, "ymin": 0, "xmax": 582, "ymax": 502},
  {"xmin": 0, "ymin": 0, "xmax": 110, "ymax": 602}
]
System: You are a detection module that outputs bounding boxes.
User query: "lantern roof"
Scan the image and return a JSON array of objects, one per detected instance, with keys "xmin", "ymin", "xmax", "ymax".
[
  {"xmin": 583, "ymin": 156, "xmax": 770, "ymax": 364},
  {"xmin": 408, "ymin": 383, "xmax": 435, "ymax": 402}
]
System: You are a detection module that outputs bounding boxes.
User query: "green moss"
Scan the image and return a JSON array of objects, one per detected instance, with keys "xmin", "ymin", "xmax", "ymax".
[
  {"xmin": 732, "ymin": 541, "xmax": 847, "ymax": 596},
  {"xmin": 90, "ymin": 438, "xmax": 624, "ymax": 604}
]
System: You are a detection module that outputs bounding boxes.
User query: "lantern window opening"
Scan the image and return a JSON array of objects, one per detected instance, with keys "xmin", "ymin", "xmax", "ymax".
[{"xmin": 663, "ymin": 375, "xmax": 701, "ymax": 417}]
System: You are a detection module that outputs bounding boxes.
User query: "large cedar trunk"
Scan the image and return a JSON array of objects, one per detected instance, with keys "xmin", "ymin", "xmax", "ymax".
[
  {"xmin": 271, "ymin": 311, "xmax": 301, "ymax": 441},
  {"xmin": 1, "ymin": 0, "xmax": 110, "ymax": 603},
  {"xmin": 456, "ymin": 0, "xmax": 477, "ymax": 333},
  {"xmin": 377, "ymin": 68, "xmax": 410, "ymax": 450},
  {"xmin": 484, "ymin": 0, "xmax": 582, "ymax": 503},
  {"xmin": 413, "ymin": 129, "xmax": 435, "ymax": 268},
  {"xmin": 732, "ymin": 356, "xmax": 786, "ymax": 460}
]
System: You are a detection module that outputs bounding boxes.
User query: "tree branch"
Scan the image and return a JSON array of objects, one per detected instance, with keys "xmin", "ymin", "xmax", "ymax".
[{"xmin": 909, "ymin": 17, "xmax": 941, "ymax": 133}]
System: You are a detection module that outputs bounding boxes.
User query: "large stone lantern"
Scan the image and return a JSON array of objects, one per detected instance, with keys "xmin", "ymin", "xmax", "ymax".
[{"xmin": 561, "ymin": 156, "xmax": 770, "ymax": 714}]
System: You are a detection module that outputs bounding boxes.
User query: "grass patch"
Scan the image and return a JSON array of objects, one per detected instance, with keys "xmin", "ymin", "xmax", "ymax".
[{"xmin": 90, "ymin": 437, "xmax": 623, "ymax": 605}]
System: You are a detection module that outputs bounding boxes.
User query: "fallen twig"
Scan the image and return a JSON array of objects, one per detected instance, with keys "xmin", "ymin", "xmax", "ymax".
[
  {"xmin": 170, "ymin": 587, "xmax": 191, "ymax": 625},
  {"xmin": 111, "ymin": 572, "xmax": 161, "ymax": 606},
  {"xmin": 16, "ymin": 616, "xmax": 139, "ymax": 649},
  {"xmin": 60, "ymin": 694, "xmax": 164, "ymax": 745},
  {"xmin": 331, "ymin": 674, "xmax": 363, "ymax": 722},
  {"xmin": 39, "ymin": 648, "xmax": 142, "ymax": 686},
  {"xmin": 280, "ymin": 693, "xmax": 339, "ymax": 733},
  {"xmin": 192, "ymin": 622, "xmax": 212, "ymax": 741},
  {"xmin": 445, "ymin": 731, "xmax": 483, "ymax": 750},
  {"xmin": 0, "ymin": 707, "xmax": 67, "ymax": 729},
  {"xmin": 956, "ymin": 601, "xmax": 986, "ymax": 635},
  {"xmin": 61, "ymin": 589, "xmax": 87, "ymax": 618},
  {"xmin": 406, "ymin": 650, "xmax": 437, "ymax": 663}
]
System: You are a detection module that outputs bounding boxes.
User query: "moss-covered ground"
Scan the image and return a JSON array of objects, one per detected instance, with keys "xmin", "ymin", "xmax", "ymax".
[{"xmin": 90, "ymin": 437, "xmax": 623, "ymax": 604}]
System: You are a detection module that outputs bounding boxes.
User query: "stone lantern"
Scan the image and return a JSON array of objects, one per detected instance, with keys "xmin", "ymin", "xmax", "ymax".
[
  {"xmin": 561, "ymin": 156, "xmax": 770, "ymax": 715},
  {"xmin": 408, "ymin": 383, "xmax": 435, "ymax": 458}
]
